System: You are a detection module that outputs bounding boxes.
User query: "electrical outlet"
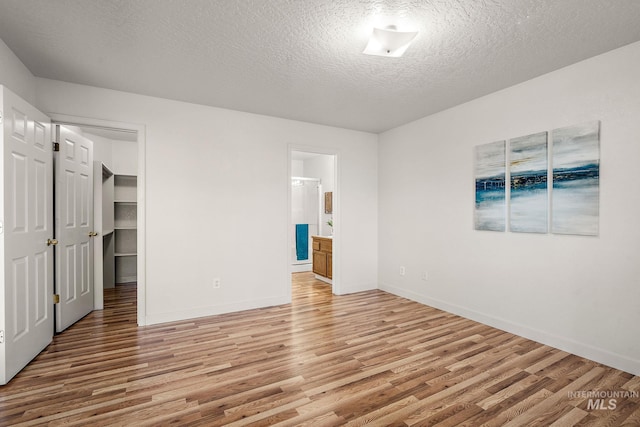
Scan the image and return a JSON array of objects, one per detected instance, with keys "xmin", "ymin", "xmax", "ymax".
[
  {"xmin": 399, "ymin": 266, "xmax": 406, "ymax": 276},
  {"xmin": 421, "ymin": 271, "xmax": 428, "ymax": 281},
  {"xmin": 213, "ymin": 278, "xmax": 221, "ymax": 289}
]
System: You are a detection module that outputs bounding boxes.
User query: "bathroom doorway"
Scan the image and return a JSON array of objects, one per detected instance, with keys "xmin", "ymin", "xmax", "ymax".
[{"xmin": 290, "ymin": 150, "xmax": 336, "ymax": 293}]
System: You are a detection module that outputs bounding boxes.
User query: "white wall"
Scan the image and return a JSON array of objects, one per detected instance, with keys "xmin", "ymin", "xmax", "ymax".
[
  {"xmin": 35, "ymin": 78, "xmax": 378, "ymax": 324},
  {"xmin": 84, "ymin": 132, "xmax": 114, "ymax": 170},
  {"xmin": 82, "ymin": 133, "xmax": 136, "ymax": 175},
  {"xmin": 111, "ymin": 140, "xmax": 138, "ymax": 175},
  {"xmin": 291, "ymin": 159, "xmax": 304, "ymax": 177},
  {"xmin": 0, "ymin": 39, "xmax": 36, "ymax": 104},
  {"xmin": 304, "ymin": 155, "xmax": 335, "ymax": 236},
  {"xmin": 378, "ymin": 41, "xmax": 640, "ymax": 376}
]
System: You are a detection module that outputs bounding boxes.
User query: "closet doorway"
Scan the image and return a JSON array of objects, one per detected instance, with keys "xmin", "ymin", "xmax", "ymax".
[{"xmin": 51, "ymin": 114, "xmax": 146, "ymax": 326}]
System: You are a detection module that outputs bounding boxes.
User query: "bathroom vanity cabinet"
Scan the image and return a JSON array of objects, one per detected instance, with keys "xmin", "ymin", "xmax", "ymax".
[{"xmin": 312, "ymin": 236, "xmax": 332, "ymax": 280}]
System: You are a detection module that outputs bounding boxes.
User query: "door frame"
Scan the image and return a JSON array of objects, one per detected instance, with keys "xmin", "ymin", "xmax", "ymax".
[
  {"xmin": 49, "ymin": 114, "xmax": 147, "ymax": 326},
  {"xmin": 287, "ymin": 144, "xmax": 340, "ymax": 297}
]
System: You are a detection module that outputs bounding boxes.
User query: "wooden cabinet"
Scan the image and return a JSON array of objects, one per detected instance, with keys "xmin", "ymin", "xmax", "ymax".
[
  {"xmin": 313, "ymin": 251, "xmax": 328, "ymax": 277},
  {"xmin": 312, "ymin": 236, "xmax": 332, "ymax": 280}
]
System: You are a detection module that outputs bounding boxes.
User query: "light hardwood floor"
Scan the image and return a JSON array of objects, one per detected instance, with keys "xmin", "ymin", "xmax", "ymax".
[{"xmin": 0, "ymin": 272, "xmax": 638, "ymax": 426}]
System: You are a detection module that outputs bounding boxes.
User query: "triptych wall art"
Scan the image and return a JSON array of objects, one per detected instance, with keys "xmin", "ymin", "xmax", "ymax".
[{"xmin": 474, "ymin": 121, "xmax": 600, "ymax": 236}]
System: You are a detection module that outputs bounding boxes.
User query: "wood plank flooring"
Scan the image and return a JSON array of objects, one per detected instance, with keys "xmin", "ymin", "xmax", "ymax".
[{"xmin": 1, "ymin": 272, "xmax": 638, "ymax": 426}]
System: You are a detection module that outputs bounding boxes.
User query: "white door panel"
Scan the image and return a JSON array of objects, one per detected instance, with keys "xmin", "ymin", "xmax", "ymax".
[
  {"xmin": 55, "ymin": 125, "xmax": 94, "ymax": 332},
  {"xmin": 1, "ymin": 86, "xmax": 54, "ymax": 385}
]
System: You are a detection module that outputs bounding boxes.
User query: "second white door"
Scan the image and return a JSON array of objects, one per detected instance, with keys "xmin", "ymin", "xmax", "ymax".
[{"xmin": 54, "ymin": 125, "xmax": 95, "ymax": 332}]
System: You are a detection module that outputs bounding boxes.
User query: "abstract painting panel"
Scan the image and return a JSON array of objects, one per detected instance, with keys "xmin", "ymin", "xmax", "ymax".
[
  {"xmin": 509, "ymin": 132, "xmax": 548, "ymax": 233},
  {"xmin": 551, "ymin": 121, "xmax": 600, "ymax": 235},
  {"xmin": 475, "ymin": 141, "xmax": 506, "ymax": 231}
]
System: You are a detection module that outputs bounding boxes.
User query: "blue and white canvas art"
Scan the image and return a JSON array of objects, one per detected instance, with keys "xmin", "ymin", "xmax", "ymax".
[
  {"xmin": 475, "ymin": 141, "xmax": 506, "ymax": 231},
  {"xmin": 551, "ymin": 121, "xmax": 600, "ymax": 236},
  {"xmin": 509, "ymin": 132, "xmax": 548, "ymax": 233}
]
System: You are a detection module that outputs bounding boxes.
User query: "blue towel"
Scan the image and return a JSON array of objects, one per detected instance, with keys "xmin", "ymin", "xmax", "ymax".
[{"xmin": 295, "ymin": 224, "xmax": 309, "ymax": 260}]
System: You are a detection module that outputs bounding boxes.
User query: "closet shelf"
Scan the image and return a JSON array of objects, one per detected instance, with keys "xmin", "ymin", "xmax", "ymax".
[
  {"xmin": 115, "ymin": 252, "xmax": 137, "ymax": 257},
  {"xmin": 114, "ymin": 174, "xmax": 138, "ymax": 284}
]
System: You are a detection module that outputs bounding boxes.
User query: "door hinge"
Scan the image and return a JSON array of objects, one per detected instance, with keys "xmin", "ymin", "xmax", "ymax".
[
  {"xmin": 0, "ymin": 111, "xmax": 3, "ymax": 125},
  {"xmin": 53, "ymin": 294, "xmax": 60, "ymax": 304},
  {"xmin": 0, "ymin": 330, "xmax": 4, "ymax": 344},
  {"xmin": 53, "ymin": 142, "xmax": 60, "ymax": 152}
]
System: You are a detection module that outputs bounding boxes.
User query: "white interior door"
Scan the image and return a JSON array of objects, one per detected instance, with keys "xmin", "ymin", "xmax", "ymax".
[
  {"xmin": 54, "ymin": 125, "xmax": 95, "ymax": 332},
  {"xmin": 0, "ymin": 86, "xmax": 54, "ymax": 385}
]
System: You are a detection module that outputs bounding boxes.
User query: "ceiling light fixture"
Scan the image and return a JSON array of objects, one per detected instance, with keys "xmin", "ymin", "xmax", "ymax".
[{"xmin": 363, "ymin": 25, "xmax": 418, "ymax": 58}]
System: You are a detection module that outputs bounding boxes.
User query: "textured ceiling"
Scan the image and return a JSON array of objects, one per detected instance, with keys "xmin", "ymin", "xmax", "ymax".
[{"xmin": 1, "ymin": 0, "xmax": 640, "ymax": 133}]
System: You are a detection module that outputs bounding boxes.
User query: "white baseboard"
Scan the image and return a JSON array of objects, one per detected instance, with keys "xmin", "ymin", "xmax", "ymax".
[
  {"xmin": 116, "ymin": 275, "xmax": 137, "ymax": 284},
  {"xmin": 379, "ymin": 282, "xmax": 640, "ymax": 377},
  {"xmin": 337, "ymin": 281, "xmax": 377, "ymax": 295},
  {"xmin": 144, "ymin": 295, "xmax": 289, "ymax": 326},
  {"xmin": 291, "ymin": 263, "xmax": 312, "ymax": 273},
  {"xmin": 314, "ymin": 274, "xmax": 333, "ymax": 285}
]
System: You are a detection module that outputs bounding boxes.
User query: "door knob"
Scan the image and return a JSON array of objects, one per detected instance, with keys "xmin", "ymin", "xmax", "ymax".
[
  {"xmin": 46, "ymin": 238, "xmax": 58, "ymax": 246},
  {"xmin": 88, "ymin": 231, "xmax": 99, "ymax": 237}
]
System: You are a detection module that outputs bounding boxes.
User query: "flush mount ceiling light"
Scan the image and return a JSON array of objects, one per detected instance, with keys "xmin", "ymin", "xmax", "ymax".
[{"xmin": 363, "ymin": 25, "xmax": 418, "ymax": 58}]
